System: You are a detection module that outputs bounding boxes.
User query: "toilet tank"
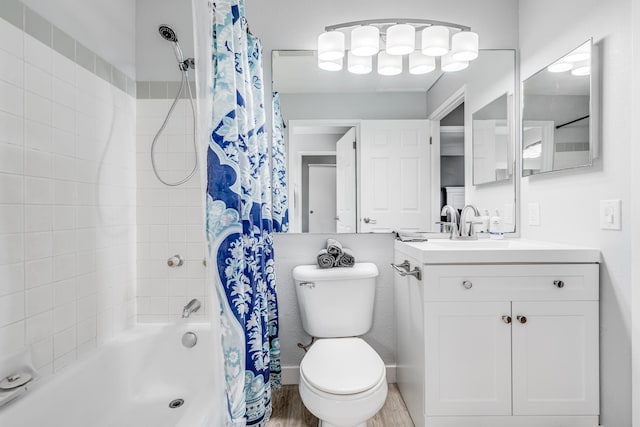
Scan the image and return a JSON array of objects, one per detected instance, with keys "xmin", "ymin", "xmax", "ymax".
[{"xmin": 292, "ymin": 263, "xmax": 379, "ymax": 338}]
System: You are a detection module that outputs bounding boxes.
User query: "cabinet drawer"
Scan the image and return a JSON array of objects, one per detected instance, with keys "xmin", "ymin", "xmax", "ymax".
[{"xmin": 423, "ymin": 264, "xmax": 598, "ymax": 301}]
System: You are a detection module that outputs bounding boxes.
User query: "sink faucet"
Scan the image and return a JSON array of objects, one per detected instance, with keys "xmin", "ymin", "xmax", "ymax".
[
  {"xmin": 437, "ymin": 204, "xmax": 482, "ymax": 240},
  {"xmin": 459, "ymin": 205, "xmax": 481, "ymax": 240},
  {"xmin": 438, "ymin": 205, "xmax": 460, "ymax": 239},
  {"xmin": 182, "ymin": 298, "xmax": 201, "ymax": 318}
]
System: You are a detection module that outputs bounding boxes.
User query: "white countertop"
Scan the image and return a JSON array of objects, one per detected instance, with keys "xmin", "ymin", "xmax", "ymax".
[{"xmin": 395, "ymin": 238, "xmax": 601, "ymax": 264}]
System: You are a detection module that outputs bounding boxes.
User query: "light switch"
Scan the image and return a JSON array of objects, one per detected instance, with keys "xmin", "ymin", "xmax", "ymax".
[
  {"xmin": 600, "ymin": 200, "xmax": 621, "ymax": 230},
  {"xmin": 527, "ymin": 202, "xmax": 540, "ymax": 226}
]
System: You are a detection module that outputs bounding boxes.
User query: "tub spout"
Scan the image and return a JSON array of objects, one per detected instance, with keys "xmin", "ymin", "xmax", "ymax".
[{"xmin": 182, "ymin": 299, "xmax": 201, "ymax": 318}]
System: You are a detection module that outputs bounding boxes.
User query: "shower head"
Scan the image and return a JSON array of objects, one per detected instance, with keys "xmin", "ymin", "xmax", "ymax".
[{"xmin": 159, "ymin": 25, "xmax": 178, "ymax": 43}]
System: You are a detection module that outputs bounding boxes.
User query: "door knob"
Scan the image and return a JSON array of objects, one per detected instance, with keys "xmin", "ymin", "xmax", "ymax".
[
  {"xmin": 363, "ymin": 217, "xmax": 377, "ymax": 224},
  {"xmin": 502, "ymin": 315, "xmax": 512, "ymax": 324},
  {"xmin": 553, "ymin": 280, "xmax": 565, "ymax": 289},
  {"xmin": 516, "ymin": 315, "xmax": 527, "ymax": 324},
  {"xmin": 462, "ymin": 280, "xmax": 473, "ymax": 290},
  {"xmin": 167, "ymin": 255, "xmax": 184, "ymax": 267}
]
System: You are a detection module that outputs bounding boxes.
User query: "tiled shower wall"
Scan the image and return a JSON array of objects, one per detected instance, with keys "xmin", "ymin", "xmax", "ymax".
[
  {"xmin": 0, "ymin": 8, "xmax": 136, "ymax": 376},
  {"xmin": 136, "ymin": 93, "xmax": 208, "ymax": 322}
]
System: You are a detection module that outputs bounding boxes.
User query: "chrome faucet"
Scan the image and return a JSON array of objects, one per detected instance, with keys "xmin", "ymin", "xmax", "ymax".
[
  {"xmin": 182, "ymin": 298, "xmax": 201, "ymax": 318},
  {"xmin": 437, "ymin": 204, "xmax": 482, "ymax": 240},
  {"xmin": 459, "ymin": 205, "xmax": 481, "ymax": 240},
  {"xmin": 438, "ymin": 205, "xmax": 460, "ymax": 239}
]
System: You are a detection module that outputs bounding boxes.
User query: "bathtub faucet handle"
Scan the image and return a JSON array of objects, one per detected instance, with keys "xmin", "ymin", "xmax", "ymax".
[{"xmin": 182, "ymin": 298, "xmax": 201, "ymax": 318}]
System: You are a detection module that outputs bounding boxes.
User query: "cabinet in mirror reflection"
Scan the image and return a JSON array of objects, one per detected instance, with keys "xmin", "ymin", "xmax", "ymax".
[{"xmin": 273, "ymin": 49, "xmax": 518, "ymax": 234}]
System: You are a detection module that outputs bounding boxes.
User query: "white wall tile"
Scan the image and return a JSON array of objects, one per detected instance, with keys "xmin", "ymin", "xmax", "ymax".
[
  {"xmin": 52, "ymin": 129, "xmax": 75, "ymax": 157},
  {"xmin": 25, "ymin": 231, "xmax": 52, "ymax": 260},
  {"xmin": 52, "ymin": 52, "xmax": 75, "ymax": 85},
  {"xmin": 0, "ymin": 292, "xmax": 25, "ymax": 328},
  {"xmin": 0, "ymin": 80, "xmax": 23, "ymax": 117},
  {"xmin": 52, "ymin": 104, "xmax": 75, "ymax": 133},
  {"xmin": 26, "ymin": 285, "xmax": 54, "ymax": 317},
  {"xmin": 24, "ymin": 35, "xmax": 52, "ymax": 73},
  {"xmin": 0, "ymin": 111, "xmax": 24, "ymax": 145},
  {"xmin": 25, "ymin": 258, "xmax": 52, "ymax": 289},
  {"xmin": 0, "ymin": 19, "xmax": 23, "ymax": 59},
  {"xmin": 0, "ymin": 320, "xmax": 24, "ymax": 355},
  {"xmin": 0, "ymin": 263, "xmax": 24, "ymax": 297},
  {"xmin": 0, "ymin": 173, "xmax": 23, "ymax": 204},
  {"xmin": 30, "ymin": 336, "xmax": 53, "ymax": 368},
  {"xmin": 24, "ymin": 64, "xmax": 52, "ymax": 99},
  {"xmin": 52, "ymin": 253, "xmax": 76, "ymax": 281},
  {"xmin": 53, "ymin": 348, "xmax": 76, "ymax": 372},
  {"xmin": 0, "ymin": 233, "xmax": 24, "ymax": 265},
  {"xmin": 25, "ymin": 176, "xmax": 54, "ymax": 204},
  {"xmin": 24, "ymin": 205, "xmax": 52, "ymax": 232},
  {"xmin": 25, "ymin": 149, "xmax": 53, "ymax": 178},
  {"xmin": 24, "ymin": 120, "xmax": 52, "ymax": 152},
  {"xmin": 54, "ymin": 326, "xmax": 76, "ymax": 358},
  {"xmin": 0, "ymin": 205, "xmax": 23, "ymax": 233},
  {"xmin": 24, "ymin": 92, "xmax": 52, "ymax": 126},
  {"xmin": 0, "ymin": 48, "xmax": 23, "ymax": 88}
]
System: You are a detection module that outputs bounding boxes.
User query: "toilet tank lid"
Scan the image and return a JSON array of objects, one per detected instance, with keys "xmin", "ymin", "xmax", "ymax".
[{"xmin": 292, "ymin": 263, "xmax": 379, "ymax": 282}]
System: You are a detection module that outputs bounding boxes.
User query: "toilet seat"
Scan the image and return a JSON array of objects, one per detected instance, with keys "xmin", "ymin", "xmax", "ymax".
[{"xmin": 300, "ymin": 338, "xmax": 385, "ymax": 395}]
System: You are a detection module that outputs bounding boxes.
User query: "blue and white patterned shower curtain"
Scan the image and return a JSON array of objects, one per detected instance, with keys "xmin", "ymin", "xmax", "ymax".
[
  {"xmin": 271, "ymin": 93, "xmax": 289, "ymax": 232},
  {"xmin": 206, "ymin": 0, "xmax": 281, "ymax": 425}
]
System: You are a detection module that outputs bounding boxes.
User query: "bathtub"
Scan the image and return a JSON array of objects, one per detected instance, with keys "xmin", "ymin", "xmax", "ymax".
[{"xmin": 0, "ymin": 323, "xmax": 224, "ymax": 427}]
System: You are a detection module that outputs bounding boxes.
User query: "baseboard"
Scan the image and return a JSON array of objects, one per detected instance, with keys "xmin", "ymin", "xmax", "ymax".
[{"xmin": 280, "ymin": 364, "xmax": 397, "ymax": 385}]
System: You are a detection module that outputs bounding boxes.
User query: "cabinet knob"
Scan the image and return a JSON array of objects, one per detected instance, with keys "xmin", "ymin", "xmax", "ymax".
[
  {"xmin": 553, "ymin": 280, "xmax": 565, "ymax": 289},
  {"xmin": 462, "ymin": 280, "xmax": 473, "ymax": 290},
  {"xmin": 502, "ymin": 315, "xmax": 512, "ymax": 324},
  {"xmin": 516, "ymin": 315, "xmax": 527, "ymax": 324}
]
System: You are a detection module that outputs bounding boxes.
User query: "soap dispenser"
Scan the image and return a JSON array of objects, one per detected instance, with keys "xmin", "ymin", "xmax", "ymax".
[{"xmin": 489, "ymin": 210, "xmax": 504, "ymax": 240}]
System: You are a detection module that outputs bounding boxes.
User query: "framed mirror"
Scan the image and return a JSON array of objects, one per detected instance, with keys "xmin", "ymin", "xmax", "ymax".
[
  {"xmin": 273, "ymin": 49, "xmax": 518, "ymax": 234},
  {"xmin": 522, "ymin": 40, "xmax": 597, "ymax": 176}
]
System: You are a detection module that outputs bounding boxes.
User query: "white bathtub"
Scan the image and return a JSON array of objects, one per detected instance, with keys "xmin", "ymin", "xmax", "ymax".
[{"xmin": 0, "ymin": 323, "xmax": 224, "ymax": 427}]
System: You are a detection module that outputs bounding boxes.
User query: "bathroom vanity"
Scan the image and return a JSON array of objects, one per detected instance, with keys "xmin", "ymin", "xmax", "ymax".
[{"xmin": 393, "ymin": 239, "xmax": 600, "ymax": 427}]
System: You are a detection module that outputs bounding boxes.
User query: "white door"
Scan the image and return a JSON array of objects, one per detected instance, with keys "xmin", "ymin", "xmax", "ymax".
[
  {"xmin": 394, "ymin": 256, "xmax": 425, "ymax": 427},
  {"xmin": 425, "ymin": 301, "xmax": 512, "ymax": 416},
  {"xmin": 308, "ymin": 164, "xmax": 336, "ymax": 233},
  {"xmin": 359, "ymin": 120, "xmax": 430, "ymax": 233},
  {"xmin": 512, "ymin": 301, "xmax": 599, "ymax": 416},
  {"xmin": 336, "ymin": 128, "xmax": 357, "ymax": 233}
]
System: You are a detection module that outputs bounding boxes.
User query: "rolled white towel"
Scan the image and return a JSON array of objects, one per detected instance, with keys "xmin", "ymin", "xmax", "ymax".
[
  {"xmin": 317, "ymin": 249, "xmax": 334, "ymax": 269},
  {"xmin": 326, "ymin": 238, "xmax": 343, "ymax": 257},
  {"xmin": 336, "ymin": 247, "xmax": 355, "ymax": 267}
]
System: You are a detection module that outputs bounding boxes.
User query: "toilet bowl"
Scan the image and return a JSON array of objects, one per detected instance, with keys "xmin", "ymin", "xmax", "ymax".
[
  {"xmin": 292, "ymin": 263, "xmax": 387, "ymax": 426},
  {"xmin": 298, "ymin": 337, "xmax": 387, "ymax": 427}
]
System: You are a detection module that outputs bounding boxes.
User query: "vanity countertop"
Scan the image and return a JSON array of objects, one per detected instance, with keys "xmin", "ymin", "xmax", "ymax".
[{"xmin": 395, "ymin": 238, "xmax": 600, "ymax": 264}]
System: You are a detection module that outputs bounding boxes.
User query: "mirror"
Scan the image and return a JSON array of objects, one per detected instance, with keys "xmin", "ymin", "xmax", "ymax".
[
  {"xmin": 273, "ymin": 49, "xmax": 517, "ymax": 234},
  {"xmin": 426, "ymin": 50, "xmax": 517, "ymax": 233},
  {"xmin": 472, "ymin": 93, "xmax": 513, "ymax": 185},
  {"xmin": 522, "ymin": 40, "xmax": 596, "ymax": 176}
]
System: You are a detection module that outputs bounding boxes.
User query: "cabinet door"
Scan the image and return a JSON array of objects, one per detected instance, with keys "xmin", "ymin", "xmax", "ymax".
[
  {"xmin": 425, "ymin": 302, "xmax": 512, "ymax": 416},
  {"xmin": 512, "ymin": 301, "xmax": 599, "ymax": 416},
  {"xmin": 394, "ymin": 257, "xmax": 425, "ymax": 427}
]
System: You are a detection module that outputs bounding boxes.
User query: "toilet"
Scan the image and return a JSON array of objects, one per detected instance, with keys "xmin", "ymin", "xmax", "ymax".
[{"xmin": 292, "ymin": 263, "xmax": 387, "ymax": 427}]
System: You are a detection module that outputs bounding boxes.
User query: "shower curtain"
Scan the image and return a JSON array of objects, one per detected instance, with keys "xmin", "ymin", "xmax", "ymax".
[{"xmin": 193, "ymin": 0, "xmax": 281, "ymax": 425}]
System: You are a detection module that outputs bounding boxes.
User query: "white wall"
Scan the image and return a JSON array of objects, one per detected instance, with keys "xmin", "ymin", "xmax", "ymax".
[
  {"xmin": 136, "ymin": 0, "xmax": 194, "ymax": 81},
  {"xmin": 0, "ymin": 17, "xmax": 136, "ymax": 376},
  {"xmin": 273, "ymin": 233, "xmax": 396, "ymax": 382},
  {"xmin": 22, "ymin": 0, "xmax": 136, "ymax": 78},
  {"xmin": 135, "ymin": 99, "xmax": 208, "ymax": 322},
  {"xmin": 519, "ymin": 0, "xmax": 632, "ymax": 425}
]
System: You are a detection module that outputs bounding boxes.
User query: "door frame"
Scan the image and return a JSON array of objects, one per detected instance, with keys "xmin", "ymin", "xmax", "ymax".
[
  {"xmin": 428, "ymin": 87, "xmax": 466, "ymax": 230},
  {"xmin": 287, "ymin": 119, "xmax": 360, "ymax": 233}
]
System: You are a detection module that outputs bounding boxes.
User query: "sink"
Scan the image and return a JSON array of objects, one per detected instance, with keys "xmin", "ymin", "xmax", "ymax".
[{"xmin": 395, "ymin": 238, "xmax": 600, "ymax": 264}]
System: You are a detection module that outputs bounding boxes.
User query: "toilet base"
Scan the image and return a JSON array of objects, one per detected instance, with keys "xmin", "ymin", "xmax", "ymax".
[{"xmin": 319, "ymin": 421, "xmax": 366, "ymax": 427}]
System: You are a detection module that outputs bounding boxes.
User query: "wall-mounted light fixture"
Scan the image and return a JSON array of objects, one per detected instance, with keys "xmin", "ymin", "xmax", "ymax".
[{"xmin": 317, "ymin": 19, "xmax": 479, "ymax": 75}]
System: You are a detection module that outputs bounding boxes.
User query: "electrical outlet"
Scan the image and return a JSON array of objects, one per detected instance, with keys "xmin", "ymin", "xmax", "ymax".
[
  {"xmin": 600, "ymin": 200, "xmax": 621, "ymax": 230},
  {"xmin": 527, "ymin": 202, "xmax": 540, "ymax": 226}
]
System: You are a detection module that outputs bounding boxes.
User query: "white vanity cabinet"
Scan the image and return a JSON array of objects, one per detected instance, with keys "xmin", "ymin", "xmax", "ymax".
[{"xmin": 394, "ymin": 245, "xmax": 600, "ymax": 427}]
